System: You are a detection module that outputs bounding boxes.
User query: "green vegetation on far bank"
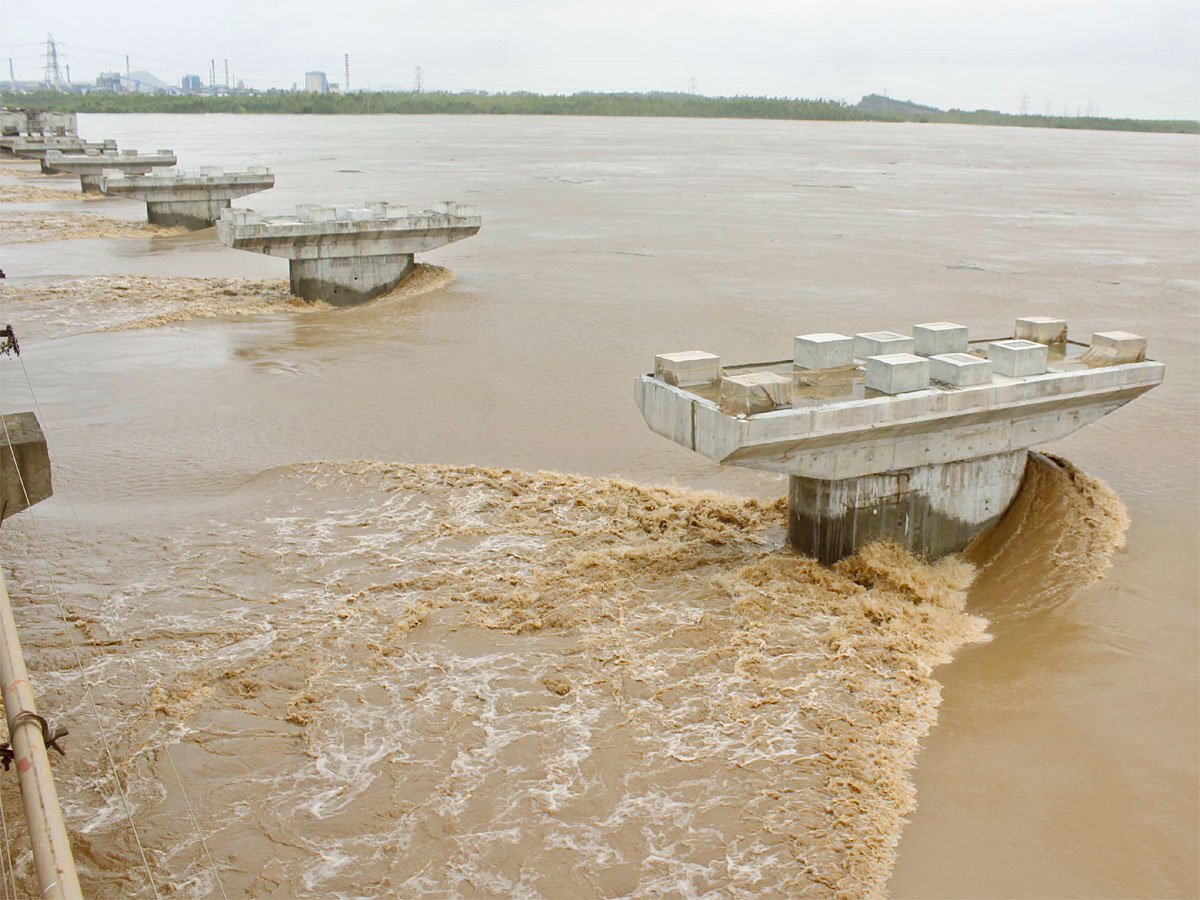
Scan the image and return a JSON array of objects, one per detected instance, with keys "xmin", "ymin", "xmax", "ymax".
[{"xmin": 4, "ymin": 89, "xmax": 1196, "ymax": 134}]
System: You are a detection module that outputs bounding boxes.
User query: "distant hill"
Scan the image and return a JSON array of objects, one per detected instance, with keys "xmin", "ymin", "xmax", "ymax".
[
  {"xmin": 857, "ymin": 94, "xmax": 941, "ymax": 114},
  {"xmin": 124, "ymin": 70, "xmax": 172, "ymax": 94}
]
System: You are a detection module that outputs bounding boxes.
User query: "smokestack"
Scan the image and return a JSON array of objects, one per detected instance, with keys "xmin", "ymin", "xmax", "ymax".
[
  {"xmin": 224, "ymin": 58, "xmax": 229, "ymax": 88},
  {"xmin": 345, "ymin": 53, "xmax": 350, "ymax": 93}
]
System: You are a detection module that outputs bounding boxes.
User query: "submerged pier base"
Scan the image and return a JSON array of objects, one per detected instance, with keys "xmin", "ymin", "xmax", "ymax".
[
  {"xmin": 787, "ymin": 451, "xmax": 1027, "ymax": 564},
  {"xmin": 289, "ymin": 254, "xmax": 415, "ymax": 306},
  {"xmin": 146, "ymin": 198, "xmax": 233, "ymax": 229}
]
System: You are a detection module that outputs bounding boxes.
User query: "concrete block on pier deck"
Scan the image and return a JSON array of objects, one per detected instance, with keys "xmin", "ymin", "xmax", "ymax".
[
  {"xmin": 0, "ymin": 413, "xmax": 52, "ymax": 521},
  {"xmin": 719, "ymin": 371, "xmax": 792, "ymax": 416},
  {"xmin": 655, "ymin": 351, "xmax": 720, "ymax": 387},
  {"xmin": 988, "ymin": 339, "xmax": 1048, "ymax": 377},
  {"xmin": 865, "ymin": 353, "xmax": 929, "ymax": 394},
  {"xmin": 854, "ymin": 331, "xmax": 914, "ymax": 359},
  {"xmin": 1081, "ymin": 331, "xmax": 1147, "ymax": 366},
  {"xmin": 794, "ymin": 333, "xmax": 854, "ymax": 370},
  {"xmin": 913, "ymin": 322, "xmax": 969, "ymax": 357},
  {"xmin": 1015, "ymin": 316, "xmax": 1067, "ymax": 345},
  {"xmin": 929, "ymin": 352, "xmax": 993, "ymax": 387}
]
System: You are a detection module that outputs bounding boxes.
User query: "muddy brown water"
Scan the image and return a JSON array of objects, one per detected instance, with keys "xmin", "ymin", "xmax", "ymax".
[{"xmin": 0, "ymin": 115, "xmax": 1196, "ymax": 898}]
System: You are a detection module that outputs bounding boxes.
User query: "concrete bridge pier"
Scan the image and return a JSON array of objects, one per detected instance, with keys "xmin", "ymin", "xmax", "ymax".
[
  {"xmin": 42, "ymin": 148, "xmax": 176, "ymax": 192},
  {"xmin": 217, "ymin": 201, "xmax": 482, "ymax": 306},
  {"xmin": 787, "ymin": 450, "xmax": 1028, "ymax": 564},
  {"xmin": 101, "ymin": 166, "xmax": 276, "ymax": 229},
  {"xmin": 637, "ymin": 318, "xmax": 1163, "ymax": 563}
]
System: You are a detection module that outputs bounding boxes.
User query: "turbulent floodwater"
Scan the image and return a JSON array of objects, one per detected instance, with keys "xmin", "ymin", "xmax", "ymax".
[
  {"xmin": 0, "ymin": 454, "xmax": 1122, "ymax": 898},
  {"xmin": 0, "ymin": 265, "xmax": 451, "ymax": 334},
  {"xmin": 0, "ymin": 116, "xmax": 1196, "ymax": 898}
]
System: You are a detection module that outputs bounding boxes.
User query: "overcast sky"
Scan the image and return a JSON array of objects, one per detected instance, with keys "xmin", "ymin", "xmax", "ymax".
[{"xmin": 2, "ymin": 0, "xmax": 1197, "ymax": 119}]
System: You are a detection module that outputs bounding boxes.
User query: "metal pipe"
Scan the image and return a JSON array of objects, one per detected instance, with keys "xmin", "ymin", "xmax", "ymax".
[{"xmin": 0, "ymin": 568, "xmax": 82, "ymax": 899}]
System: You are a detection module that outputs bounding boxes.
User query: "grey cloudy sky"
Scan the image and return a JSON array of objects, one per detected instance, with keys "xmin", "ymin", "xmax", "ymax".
[{"xmin": 4, "ymin": 0, "xmax": 1198, "ymax": 118}]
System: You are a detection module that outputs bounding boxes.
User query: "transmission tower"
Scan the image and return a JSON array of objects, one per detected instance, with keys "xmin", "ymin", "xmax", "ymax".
[
  {"xmin": 1018, "ymin": 93, "xmax": 1030, "ymax": 115},
  {"xmin": 687, "ymin": 77, "xmax": 698, "ymax": 95},
  {"xmin": 345, "ymin": 54, "xmax": 350, "ymax": 92},
  {"xmin": 414, "ymin": 65, "xmax": 423, "ymax": 93},
  {"xmin": 43, "ymin": 34, "xmax": 63, "ymax": 91}
]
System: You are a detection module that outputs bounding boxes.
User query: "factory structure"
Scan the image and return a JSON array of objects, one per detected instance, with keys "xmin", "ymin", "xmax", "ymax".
[{"xmin": 1, "ymin": 35, "xmax": 360, "ymax": 97}]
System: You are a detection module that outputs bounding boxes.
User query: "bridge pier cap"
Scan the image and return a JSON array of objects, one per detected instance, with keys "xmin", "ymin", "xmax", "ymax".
[
  {"xmin": 99, "ymin": 166, "xmax": 275, "ymax": 229},
  {"xmin": 216, "ymin": 201, "xmax": 482, "ymax": 306},
  {"xmin": 43, "ymin": 147, "xmax": 176, "ymax": 192},
  {"xmin": 636, "ymin": 318, "xmax": 1163, "ymax": 564}
]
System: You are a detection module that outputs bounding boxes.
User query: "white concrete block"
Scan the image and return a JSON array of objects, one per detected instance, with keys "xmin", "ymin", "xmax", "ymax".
[
  {"xmin": 655, "ymin": 351, "xmax": 720, "ymax": 387},
  {"xmin": 929, "ymin": 352, "xmax": 993, "ymax": 386},
  {"xmin": 794, "ymin": 333, "xmax": 854, "ymax": 370},
  {"xmin": 854, "ymin": 331, "xmax": 914, "ymax": 359},
  {"xmin": 1082, "ymin": 331, "xmax": 1147, "ymax": 365},
  {"xmin": 865, "ymin": 353, "xmax": 929, "ymax": 394},
  {"xmin": 719, "ymin": 371, "xmax": 793, "ymax": 415},
  {"xmin": 988, "ymin": 339, "xmax": 1048, "ymax": 376},
  {"xmin": 1015, "ymin": 316, "xmax": 1067, "ymax": 345},
  {"xmin": 913, "ymin": 322, "xmax": 969, "ymax": 356}
]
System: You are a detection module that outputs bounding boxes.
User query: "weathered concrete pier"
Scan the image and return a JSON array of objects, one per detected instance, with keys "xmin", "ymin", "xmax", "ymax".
[
  {"xmin": 217, "ymin": 201, "xmax": 482, "ymax": 305},
  {"xmin": 636, "ymin": 318, "xmax": 1163, "ymax": 562},
  {"xmin": 99, "ymin": 166, "xmax": 275, "ymax": 229},
  {"xmin": 42, "ymin": 149, "xmax": 177, "ymax": 192},
  {"xmin": 0, "ymin": 108, "xmax": 77, "ymax": 138}
]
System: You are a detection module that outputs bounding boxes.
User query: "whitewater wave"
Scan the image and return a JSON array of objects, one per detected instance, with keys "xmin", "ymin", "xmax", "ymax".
[{"xmin": 0, "ymin": 265, "xmax": 453, "ymax": 336}]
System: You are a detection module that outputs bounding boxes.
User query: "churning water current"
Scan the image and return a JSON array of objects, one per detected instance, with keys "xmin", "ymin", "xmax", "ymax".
[{"xmin": 0, "ymin": 114, "xmax": 1196, "ymax": 898}]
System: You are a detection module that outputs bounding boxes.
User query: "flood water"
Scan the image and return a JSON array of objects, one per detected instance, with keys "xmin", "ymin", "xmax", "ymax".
[{"xmin": 0, "ymin": 114, "xmax": 1196, "ymax": 897}]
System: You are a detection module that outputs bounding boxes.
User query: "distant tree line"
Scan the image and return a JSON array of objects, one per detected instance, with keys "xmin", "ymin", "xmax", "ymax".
[{"xmin": 3, "ymin": 89, "xmax": 1195, "ymax": 134}]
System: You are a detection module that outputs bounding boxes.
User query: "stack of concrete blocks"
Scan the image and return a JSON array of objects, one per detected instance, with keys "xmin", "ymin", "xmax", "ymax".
[
  {"xmin": 43, "ymin": 148, "xmax": 177, "ymax": 192},
  {"xmin": 99, "ymin": 166, "xmax": 275, "ymax": 229},
  {"xmin": 636, "ymin": 317, "xmax": 1164, "ymax": 563},
  {"xmin": 217, "ymin": 201, "xmax": 483, "ymax": 306}
]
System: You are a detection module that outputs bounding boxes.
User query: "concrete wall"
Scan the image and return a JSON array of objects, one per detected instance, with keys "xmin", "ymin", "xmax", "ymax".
[{"xmin": 0, "ymin": 413, "xmax": 52, "ymax": 521}]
